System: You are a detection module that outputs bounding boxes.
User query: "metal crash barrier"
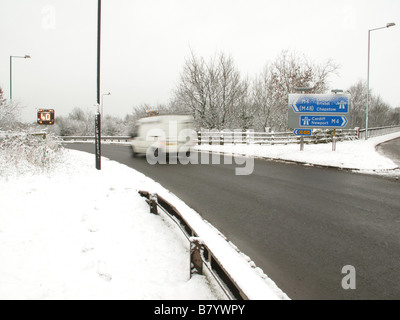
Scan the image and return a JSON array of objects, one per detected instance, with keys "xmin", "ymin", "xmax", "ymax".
[{"xmin": 138, "ymin": 190, "xmax": 249, "ymax": 300}]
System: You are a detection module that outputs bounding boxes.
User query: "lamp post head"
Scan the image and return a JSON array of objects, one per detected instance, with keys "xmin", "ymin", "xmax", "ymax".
[
  {"xmin": 24, "ymin": 55, "xmax": 31, "ymax": 59},
  {"xmin": 386, "ymin": 22, "xmax": 396, "ymax": 28}
]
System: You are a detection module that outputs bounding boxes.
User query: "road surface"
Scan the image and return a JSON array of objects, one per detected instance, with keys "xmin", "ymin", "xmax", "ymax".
[
  {"xmin": 66, "ymin": 143, "xmax": 400, "ymax": 300},
  {"xmin": 378, "ymin": 137, "xmax": 400, "ymax": 167}
]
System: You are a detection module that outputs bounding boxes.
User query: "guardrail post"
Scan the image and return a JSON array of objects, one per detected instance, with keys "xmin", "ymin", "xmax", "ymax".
[
  {"xmin": 190, "ymin": 237, "xmax": 204, "ymax": 276},
  {"xmin": 31, "ymin": 132, "xmax": 47, "ymax": 139},
  {"xmin": 149, "ymin": 193, "xmax": 158, "ymax": 215}
]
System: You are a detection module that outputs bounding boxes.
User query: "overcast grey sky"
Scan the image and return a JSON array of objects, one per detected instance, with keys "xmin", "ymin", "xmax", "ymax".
[{"xmin": 1, "ymin": 0, "xmax": 399, "ymax": 123}]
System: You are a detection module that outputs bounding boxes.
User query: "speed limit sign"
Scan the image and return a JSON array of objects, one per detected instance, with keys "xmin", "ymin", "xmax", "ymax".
[{"xmin": 37, "ymin": 109, "xmax": 55, "ymax": 125}]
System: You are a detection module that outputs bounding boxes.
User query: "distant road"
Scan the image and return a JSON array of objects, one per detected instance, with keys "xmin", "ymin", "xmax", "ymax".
[
  {"xmin": 377, "ymin": 137, "xmax": 400, "ymax": 167},
  {"xmin": 66, "ymin": 143, "xmax": 400, "ymax": 300}
]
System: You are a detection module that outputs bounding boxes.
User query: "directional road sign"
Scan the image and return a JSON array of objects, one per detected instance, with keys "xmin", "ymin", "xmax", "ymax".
[
  {"xmin": 290, "ymin": 94, "xmax": 350, "ymax": 114},
  {"xmin": 299, "ymin": 115, "xmax": 348, "ymax": 128},
  {"xmin": 288, "ymin": 93, "xmax": 351, "ymax": 129}
]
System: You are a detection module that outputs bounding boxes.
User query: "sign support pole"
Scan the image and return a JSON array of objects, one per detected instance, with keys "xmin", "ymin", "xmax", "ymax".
[
  {"xmin": 332, "ymin": 129, "xmax": 336, "ymax": 151},
  {"xmin": 95, "ymin": 0, "xmax": 102, "ymax": 170}
]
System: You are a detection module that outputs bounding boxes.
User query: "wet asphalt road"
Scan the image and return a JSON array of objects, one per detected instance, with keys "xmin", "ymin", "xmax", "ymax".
[{"xmin": 66, "ymin": 143, "xmax": 400, "ymax": 300}]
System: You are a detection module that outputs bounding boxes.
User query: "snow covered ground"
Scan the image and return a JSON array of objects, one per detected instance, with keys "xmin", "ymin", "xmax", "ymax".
[
  {"xmin": 196, "ymin": 131, "xmax": 400, "ymax": 175},
  {"xmin": 1, "ymin": 131, "xmax": 399, "ymax": 300},
  {"xmin": 0, "ymin": 149, "xmax": 233, "ymax": 300},
  {"xmin": 0, "ymin": 145, "xmax": 287, "ymax": 300}
]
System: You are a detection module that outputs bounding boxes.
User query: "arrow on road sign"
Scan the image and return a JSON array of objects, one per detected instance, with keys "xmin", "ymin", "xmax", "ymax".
[{"xmin": 341, "ymin": 116, "xmax": 348, "ymax": 127}]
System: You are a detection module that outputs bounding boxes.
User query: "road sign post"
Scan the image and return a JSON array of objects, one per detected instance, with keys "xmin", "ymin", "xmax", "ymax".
[
  {"xmin": 332, "ymin": 129, "xmax": 337, "ymax": 151},
  {"xmin": 294, "ymin": 129, "xmax": 311, "ymax": 151}
]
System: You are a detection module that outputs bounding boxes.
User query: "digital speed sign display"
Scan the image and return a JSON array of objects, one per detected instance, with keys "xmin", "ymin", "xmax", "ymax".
[{"xmin": 37, "ymin": 109, "xmax": 55, "ymax": 125}]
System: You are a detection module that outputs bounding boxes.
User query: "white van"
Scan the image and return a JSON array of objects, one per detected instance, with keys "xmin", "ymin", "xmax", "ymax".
[{"xmin": 130, "ymin": 114, "xmax": 196, "ymax": 157}]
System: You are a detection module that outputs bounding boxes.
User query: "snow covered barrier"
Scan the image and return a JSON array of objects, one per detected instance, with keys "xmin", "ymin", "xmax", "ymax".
[{"xmin": 139, "ymin": 190, "xmax": 289, "ymax": 300}]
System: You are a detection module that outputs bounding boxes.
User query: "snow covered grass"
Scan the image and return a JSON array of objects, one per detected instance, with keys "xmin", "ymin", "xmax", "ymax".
[
  {"xmin": 0, "ymin": 140, "xmax": 288, "ymax": 300},
  {"xmin": 0, "ymin": 148, "xmax": 227, "ymax": 300}
]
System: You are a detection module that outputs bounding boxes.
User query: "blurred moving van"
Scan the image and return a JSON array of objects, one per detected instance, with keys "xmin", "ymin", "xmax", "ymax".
[{"xmin": 130, "ymin": 114, "xmax": 196, "ymax": 157}]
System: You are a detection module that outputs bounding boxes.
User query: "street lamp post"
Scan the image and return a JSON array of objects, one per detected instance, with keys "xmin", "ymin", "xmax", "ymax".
[
  {"xmin": 10, "ymin": 55, "xmax": 31, "ymax": 100},
  {"xmin": 366, "ymin": 22, "xmax": 395, "ymax": 140},
  {"xmin": 95, "ymin": 0, "xmax": 102, "ymax": 170}
]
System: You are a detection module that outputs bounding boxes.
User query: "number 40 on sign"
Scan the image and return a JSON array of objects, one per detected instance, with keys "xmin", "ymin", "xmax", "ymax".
[{"xmin": 37, "ymin": 109, "xmax": 55, "ymax": 125}]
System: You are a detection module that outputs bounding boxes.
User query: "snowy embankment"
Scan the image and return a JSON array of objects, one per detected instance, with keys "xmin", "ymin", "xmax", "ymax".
[
  {"xmin": 0, "ymin": 140, "xmax": 287, "ymax": 300},
  {"xmin": 196, "ymin": 132, "xmax": 400, "ymax": 174},
  {"xmin": 0, "ymin": 149, "xmax": 224, "ymax": 299}
]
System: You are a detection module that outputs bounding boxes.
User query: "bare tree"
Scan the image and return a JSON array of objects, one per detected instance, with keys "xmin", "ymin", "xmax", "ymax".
[
  {"xmin": 173, "ymin": 50, "xmax": 339, "ymax": 131},
  {"xmin": 52, "ymin": 107, "xmax": 95, "ymax": 136},
  {"xmin": 173, "ymin": 51, "xmax": 209, "ymax": 128},
  {"xmin": 347, "ymin": 80, "xmax": 367, "ymax": 128},
  {"xmin": 0, "ymin": 87, "xmax": 24, "ymax": 131},
  {"xmin": 252, "ymin": 65, "xmax": 275, "ymax": 131},
  {"xmin": 369, "ymin": 95, "xmax": 392, "ymax": 128},
  {"xmin": 389, "ymin": 107, "xmax": 400, "ymax": 126},
  {"xmin": 346, "ymin": 80, "xmax": 397, "ymax": 128},
  {"xmin": 172, "ymin": 51, "xmax": 250, "ymax": 130},
  {"xmin": 253, "ymin": 50, "xmax": 339, "ymax": 131}
]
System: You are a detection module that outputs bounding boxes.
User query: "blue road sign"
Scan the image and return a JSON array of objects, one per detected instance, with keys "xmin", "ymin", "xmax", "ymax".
[
  {"xmin": 294, "ymin": 129, "xmax": 312, "ymax": 136},
  {"xmin": 300, "ymin": 115, "xmax": 348, "ymax": 128},
  {"xmin": 290, "ymin": 94, "xmax": 350, "ymax": 114}
]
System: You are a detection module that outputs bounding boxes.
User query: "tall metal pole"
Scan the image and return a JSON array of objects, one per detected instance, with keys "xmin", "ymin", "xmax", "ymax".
[
  {"xmin": 365, "ymin": 23, "xmax": 396, "ymax": 140},
  {"xmin": 366, "ymin": 30, "xmax": 370, "ymax": 140},
  {"xmin": 97, "ymin": 0, "xmax": 101, "ymax": 106},
  {"xmin": 9, "ymin": 55, "xmax": 30, "ymax": 101},
  {"xmin": 95, "ymin": 0, "xmax": 102, "ymax": 170},
  {"xmin": 9, "ymin": 56, "xmax": 12, "ymax": 100}
]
